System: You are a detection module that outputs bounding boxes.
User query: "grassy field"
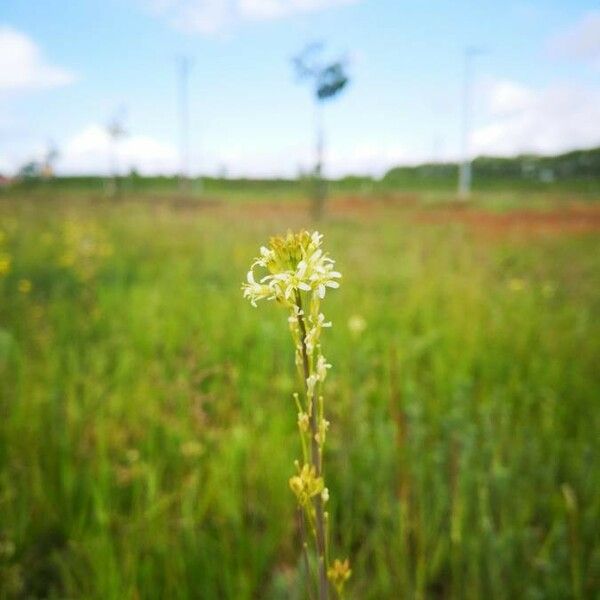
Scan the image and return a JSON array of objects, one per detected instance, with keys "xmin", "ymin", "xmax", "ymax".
[{"xmin": 0, "ymin": 187, "xmax": 599, "ymax": 599}]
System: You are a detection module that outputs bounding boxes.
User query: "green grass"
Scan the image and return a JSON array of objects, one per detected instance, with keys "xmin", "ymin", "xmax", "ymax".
[
  {"xmin": 0, "ymin": 191, "xmax": 599, "ymax": 599},
  {"xmin": 5, "ymin": 170, "xmax": 600, "ymax": 205}
]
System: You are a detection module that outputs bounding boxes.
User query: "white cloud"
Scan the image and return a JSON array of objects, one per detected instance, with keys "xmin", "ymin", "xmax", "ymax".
[
  {"xmin": 0, "ymin": 26, "xmax": 75, "ymax": 91},
  {"xmin": 484, "ymin": 79, "xmax": 534, "ymax": 116},
  {"xmin": 2, "ymin": 124, "xmax": 411, "ymax": 178},
  {"xmin": 208, "ymin": 140, "xmax": 416, "ymax": 178},
  {"xmin": 325, "ymin": 142, "xmax": 420, "ymax": 177},
  {"xmin": 548, "ymin": 10, "xmax": 600, "ymax": 68},
  {"xmin": 239, "ymin": 0, "xmax": 357, "ymax": 20},
  {"xmin": 0, "ymin": 154, "xmax": 12, "ymax": 174},
  {"xmin": 58, "ymin": 124, "xmax": 178, "ymax": 175},
  {"xmin": 472, "ymin": 78, "xmax": 600, "ymax": 156},
  {"xmin": 144, "ymin": 0, "xmax": 233, "ymax": 35},
  {"xmin": 141, "ymin": 0, "xmax": 358, "ymax": 34}
]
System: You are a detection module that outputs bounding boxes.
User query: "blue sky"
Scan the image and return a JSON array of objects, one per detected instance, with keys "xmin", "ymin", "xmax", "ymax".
[{"xmin": 1, "ymin": 0, "xmax": 599, "ymax": 177}]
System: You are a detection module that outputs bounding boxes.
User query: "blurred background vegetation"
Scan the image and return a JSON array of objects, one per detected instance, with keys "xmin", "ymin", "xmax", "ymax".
[
  {"xmin": 1, "ymin": 180, "xmax": 599, "ymax": 598},
  {"xmin": 7, "ymin": 146, "xmax": 600, "ymax": 202}
]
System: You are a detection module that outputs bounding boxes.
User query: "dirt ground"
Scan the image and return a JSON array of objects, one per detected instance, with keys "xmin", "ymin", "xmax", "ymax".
[{"xmin": 213, "ymin": 195, "xmax": 600, "ymax": 238}]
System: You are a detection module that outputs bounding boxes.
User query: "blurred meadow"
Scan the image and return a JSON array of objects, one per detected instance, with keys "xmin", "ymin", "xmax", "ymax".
[
  {"xmin": 3, "ymin": 0, "xmax": 600, "ymax": 597},
  {"xmin": 1, "ymin": 183, "xmax": 599, "ymax": 599}
]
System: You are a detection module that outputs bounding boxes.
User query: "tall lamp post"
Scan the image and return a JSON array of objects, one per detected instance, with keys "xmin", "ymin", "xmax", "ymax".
[
  {"xmin": 107, "ymin": 111, "xmax": 127, "ymax": 198},
  {"xmin": 458, "ymin": 47, "xmax": 484, "ymax": 200},
  {"xmin": 178, "ymin": 56, "xmax": 194, "ymax": 194}
]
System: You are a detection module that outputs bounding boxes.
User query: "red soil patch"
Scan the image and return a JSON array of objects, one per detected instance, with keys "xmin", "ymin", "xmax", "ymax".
[
  {"xmin": 313, "ymin": 195, "xmax": 600, "ymax": 237},
  {"xmin": 411, "ymin": 204, "xmax": 600, "ymax": 237},
  {"xmin": 168, "ymin": 193, "xmax": 600, "ymax": 238}
]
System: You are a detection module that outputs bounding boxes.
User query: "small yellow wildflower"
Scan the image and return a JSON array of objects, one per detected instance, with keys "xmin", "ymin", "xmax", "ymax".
[
  {"xmin": 180, "ymin": 440, "xmax": 204, "ymax": 458},
  {"xmin": 0, "ymin": 255, "xmax": 11, "ymax": 276},
  {"xmin": 289, "ymin": 463, "xmax": 324, "ymax": 507},
  {"xmin": 59, "ymin": 253, "xmax": 76, "ymax": 267},
  {"xmin": 18, "ymin": 279, "xmax": 32, "ymax": 294},
  {"xmin": 508, "ymin": 278, "xmax": 525, "ymax": 292},
  {"xmin": 125, "ymin": 448, "xmax": 140, "ymax": 463},
  {"xmin": 328, "ymin": 558, "xmax": 352, "ymax": 596}
]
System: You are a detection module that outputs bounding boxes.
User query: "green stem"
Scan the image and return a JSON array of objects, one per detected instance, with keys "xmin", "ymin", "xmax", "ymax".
[
  {"xmin": 295, "ymin": 290, "xmax": 329, "ymax": 600},
  {"xmin": 299, "ymin": 508, "xmax": 316, "ymax": 600}
]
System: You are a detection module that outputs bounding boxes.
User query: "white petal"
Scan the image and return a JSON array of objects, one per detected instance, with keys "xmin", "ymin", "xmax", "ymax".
[{"xmin": 297, "ymin": 260, "xmax": 307, "ymax": 276}]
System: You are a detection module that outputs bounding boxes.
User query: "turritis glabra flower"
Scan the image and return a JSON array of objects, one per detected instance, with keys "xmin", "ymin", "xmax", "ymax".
[
  {"xmin": 242, "ymin": 230, "xmax": 350, "ymax": 600},
  {"xmin": 243, "ymin": 230, "xmax": 341, "ymax": 307}
]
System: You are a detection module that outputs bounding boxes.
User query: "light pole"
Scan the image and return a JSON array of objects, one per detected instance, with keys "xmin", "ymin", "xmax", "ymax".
[
  {"xmin": 314, "ymin": 98, "xmax": 325, "ymax": 213},
  {"xmin": 178, "ymin": 56, "xmax": 194, "ymax": 194},
  {"xmin": 458, "ymin": 47, "xmax": 483, "ymax": 199},
  {"xmin": 107, "ymin": 111, "xmax": 126, "ymax": 198}
]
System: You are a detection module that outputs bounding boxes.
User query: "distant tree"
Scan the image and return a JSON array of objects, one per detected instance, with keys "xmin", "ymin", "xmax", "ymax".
[
  {"xmin": 293, "ymin": 43, "xmax": 350, "ymax": 220},
  {"xmin": 18, "ymin": 161, "xmax": 43, "ymax": 179}
]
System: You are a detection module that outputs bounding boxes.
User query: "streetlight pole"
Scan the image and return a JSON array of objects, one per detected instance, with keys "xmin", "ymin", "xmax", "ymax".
[
  {"xmin": 107, "ymin": 114, "xmax": 126, "ymax": 198},
  {"xmin": 314, "ymin": 99, "xmax": 326, "ymax": 220},
  {"xmin": 458, "ymin": 47, "xmax": 482, "ymax": 200},
  {"xmin": 178, "ymin": 56, "xmax": 193, "ymax": 193}
]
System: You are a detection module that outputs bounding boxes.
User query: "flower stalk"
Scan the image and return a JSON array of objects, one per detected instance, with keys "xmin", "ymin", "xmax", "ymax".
[
  {"xmin": 242, "ymin": 230, "xmax": 350, "ymax": 599},
  {"xmin": 295, "ymin": 290, "xmax": 328, "ymax": 598}
]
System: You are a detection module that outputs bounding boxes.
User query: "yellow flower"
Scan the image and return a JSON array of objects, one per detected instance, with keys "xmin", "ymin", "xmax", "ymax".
[
  {"xmin": 242, "ymin": 230, "xmax": 341, "ymax": 307},
  {"xmin": 180, "ymin": 440, "xmax": 204, "ymax": 458},
  {"xmin": 508, "ymin": 278, "xmax": 525, "ymax": 292},
  {"xmin": 0, "ymin": 255, "xmax": 11, "ymax": 276},
  {"xmin": 18, "ymin": 279, "xmax": 32, "ymax": 294},
  {"xmin": 289, "ymin": 463, "xmax": 324, "ymax": 507},
  {"xmin": 328, "ymin": 558, "xmax": 352, "ymax": 595}
]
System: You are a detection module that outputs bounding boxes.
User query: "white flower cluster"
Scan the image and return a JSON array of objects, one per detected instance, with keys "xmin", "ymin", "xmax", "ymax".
[
  {"xmin": 242, "ymin": 231, "xmax": 341, "ymax": 462},
  {"xmin": 242, "ymin": 231, "xmax": 341, "ymax": 308}
]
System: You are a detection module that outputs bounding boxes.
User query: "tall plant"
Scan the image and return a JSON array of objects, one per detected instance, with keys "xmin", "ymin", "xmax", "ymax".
[{"xmin": 243, "ymin": 231, "xmax": 351, "ymax": 599}]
